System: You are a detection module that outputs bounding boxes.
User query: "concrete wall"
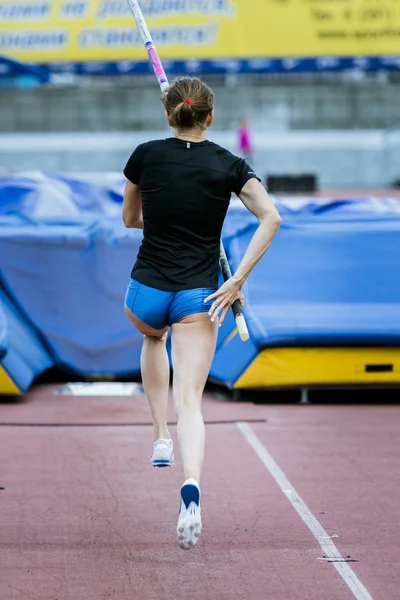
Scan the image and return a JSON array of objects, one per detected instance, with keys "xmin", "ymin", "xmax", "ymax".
[
  {"xmin": 1, "ymin": 74, "xmax": 399, "ymax": 187},
  {"xmin": 1, "ymin": 76, "xmax": 400, "ymax": 133},
  {"xmin": 1, "ymin": 130, "xmax": 399, "ymax": 188}
]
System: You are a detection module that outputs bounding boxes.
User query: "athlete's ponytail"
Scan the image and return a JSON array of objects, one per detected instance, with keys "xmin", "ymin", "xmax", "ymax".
[{"xmin": 162, "ymin": 77, "xmax": 214, "ymax": 130}]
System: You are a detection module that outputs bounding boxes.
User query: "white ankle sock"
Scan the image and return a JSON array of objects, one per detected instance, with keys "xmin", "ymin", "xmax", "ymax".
[{"xmin": 183, "ymin": 477, "xmax": 199, "ymax": 488}]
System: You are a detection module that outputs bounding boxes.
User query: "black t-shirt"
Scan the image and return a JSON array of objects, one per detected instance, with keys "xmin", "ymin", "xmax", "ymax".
[{"xmin": 123, "ymin": 137, "xmax": 259, "ymax": 291}]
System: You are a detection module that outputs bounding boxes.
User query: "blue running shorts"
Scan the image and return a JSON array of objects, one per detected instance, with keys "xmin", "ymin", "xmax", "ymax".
[{"xmin": 125, "ymin": 279, "xmax": 216, "ymax": 331}]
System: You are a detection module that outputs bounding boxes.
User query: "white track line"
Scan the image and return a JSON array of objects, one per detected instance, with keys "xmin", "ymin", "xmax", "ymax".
[{"xmin": 237, "ymin": 421, "xmax": 373, "ymax": 600}]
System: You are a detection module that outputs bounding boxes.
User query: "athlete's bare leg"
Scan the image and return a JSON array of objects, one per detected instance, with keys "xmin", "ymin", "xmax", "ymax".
[
  {"xmin": 171, "ymin": 312, "xmax": 218, "ymax": 483},
  {"xmin": 125, "ymin": 306, "xmax": 170, "ymax": 442}
]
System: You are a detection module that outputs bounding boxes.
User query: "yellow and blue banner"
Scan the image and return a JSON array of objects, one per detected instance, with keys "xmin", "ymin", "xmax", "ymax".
[{"xmin": 0, "ymin": 0, "xmax": 400, "ymax": 73}]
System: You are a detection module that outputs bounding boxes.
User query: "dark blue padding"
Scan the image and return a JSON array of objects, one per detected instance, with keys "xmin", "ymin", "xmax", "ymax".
[
  {"xmin": 40, "ymin": 56, "xmax": 400, "ymax": 77},
  {"xmin": 222, "ymin": 198, "xmax": 400, "ymax": 350},
  {"xmin": 0, "ymin": 289, "xmax": 53, "ymax": 393},
  {"xmin": 0, "ymin": 56, "xmax": 50, "ymax": 82}
]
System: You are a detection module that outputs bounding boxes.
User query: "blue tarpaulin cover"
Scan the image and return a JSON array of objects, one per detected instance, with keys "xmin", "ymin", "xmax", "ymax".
[
  {"xmin": 0, "ymin": 297, "xmax": 6, "ymax": 359},
  {"xmin": 210, "ymin": 197, "xmax": 400, "ymax": 385},
  {"xmin": 0, "ymin": 214, "xmax": 143, "ymax": 375},
  {"xmin": 0, "ymin": 172, "xmax": 141, "ymax": 376},
  {"xmin": 0, "ymin": 288, "xmax": 53, "ymax": 392},
  {"xmin": 1, "ymin": 172, "xmax": 400, "ymax": 387},
  {"xmin": 224, "ymin": 198, "xmax": 400, "ymax": 348}
]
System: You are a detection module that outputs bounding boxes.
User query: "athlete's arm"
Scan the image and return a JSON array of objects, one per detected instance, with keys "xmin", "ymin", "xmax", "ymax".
[
  {"xmin": 206, "ymin": 179, "xmax": 281, "ymax": 324},
  {"xmin": 233, "ymin": 178, "xmax": 281, "ymax": 282},
  {"xmin": 122, "ymin": 180, "xmax": 144, "ymax": 229}
]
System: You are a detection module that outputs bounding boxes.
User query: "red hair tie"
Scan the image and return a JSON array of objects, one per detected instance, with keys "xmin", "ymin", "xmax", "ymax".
[{"xmin": 183, "ymin": 98, "xmax": 193, "ymax": 106}]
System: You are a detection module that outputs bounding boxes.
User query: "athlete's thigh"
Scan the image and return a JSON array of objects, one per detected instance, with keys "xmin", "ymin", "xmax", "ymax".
[
  {"xmin": 125, "ymin": 306, "xmax": 168, "ymax": 338},
  {"xmin": 124, "ymin": 279, "xmax": 169, "ymax": 336},
  {"xmin": 171, "ymin": 313, "xmax": 218, "ymax": 400}
]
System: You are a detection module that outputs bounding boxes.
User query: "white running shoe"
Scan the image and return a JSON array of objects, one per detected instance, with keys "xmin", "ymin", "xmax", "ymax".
[
  {"xmin": 177, "ymin": 478, "xmax": 202, "ymax": 550},
  {"xmin": 151, "ymin": 438, "xmax": 174, "ymax": 468}
]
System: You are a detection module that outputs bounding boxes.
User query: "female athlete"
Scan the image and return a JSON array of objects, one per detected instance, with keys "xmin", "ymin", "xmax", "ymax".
[{"xmin": 122, "ymin": 77, "xmax": 281, "ymax": 550}]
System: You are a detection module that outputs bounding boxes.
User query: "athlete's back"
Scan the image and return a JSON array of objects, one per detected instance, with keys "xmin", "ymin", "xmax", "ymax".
[{"xmin": 124, "ymin": 137, "xmax": 257, "ymax": 291}]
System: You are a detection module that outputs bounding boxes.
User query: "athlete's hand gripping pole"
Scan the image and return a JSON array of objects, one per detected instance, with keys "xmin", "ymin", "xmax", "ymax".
[
  {"xmin": 218, "ymin": 243, "xmax": 249, "ymax": 341},
  {"xmin": 126, "ymin": 0, "xmax": 250, "ymax": 342}
]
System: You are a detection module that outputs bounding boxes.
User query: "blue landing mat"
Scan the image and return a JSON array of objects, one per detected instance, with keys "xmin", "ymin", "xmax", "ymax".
[
  {"xmin": 0, "ymin": 288, "xmax": 53, "ymax": 393},
  {"xmin": 221, "ymin": 198, "xmax": 400, "ymax": 349},
  {"xmin": 1, "ymin": 173, "xmax": 400, "ymax": 386},
  {"xmin": 0, "ymin": 215, "xmax": 143, "ymax": 376}
]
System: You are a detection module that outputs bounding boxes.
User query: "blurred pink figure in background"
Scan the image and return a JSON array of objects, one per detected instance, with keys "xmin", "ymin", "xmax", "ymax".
[{"xmin": 238, "ymin": 118, "xmax": 253, "ymax": 162}]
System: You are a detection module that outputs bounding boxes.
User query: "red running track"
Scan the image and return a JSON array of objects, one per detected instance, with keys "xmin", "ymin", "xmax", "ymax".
[{"xmin": 1, "ymin": 386, "xmax": 399, "ymax": 600}]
